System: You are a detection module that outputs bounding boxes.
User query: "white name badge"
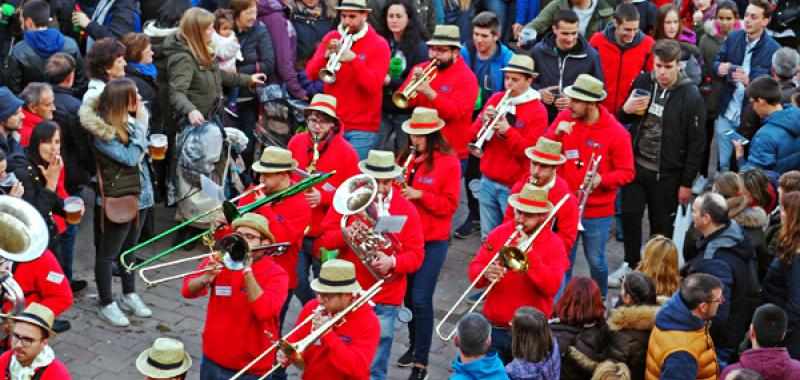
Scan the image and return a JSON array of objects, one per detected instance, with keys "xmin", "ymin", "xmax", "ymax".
[
  {"xmin": 322, "ymin": 182, "xmax": 336, "ymax": 192},
  {"xmin": 46, "ymin": 271, "xmax": 65, "ymax": 284},
  {"xmin": 215, "ymin": 285, "xmax": 232, "ymax": 297},
  {"xmin": 565, "ymin": 149, "xmax": 580, "ymax": 159},
  {"xmin": 374, "ymin": 215, "xmax": 407, "ymax": 233}
]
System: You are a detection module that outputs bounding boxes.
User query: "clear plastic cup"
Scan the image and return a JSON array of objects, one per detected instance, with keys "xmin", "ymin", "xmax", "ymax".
[
  {"xmin": 148, "ymin": 134, "xmax": 168, "ymax": 160},
  {"xmin": 64, "ymin": 196, "xmax": 83, "ymax": 225}
]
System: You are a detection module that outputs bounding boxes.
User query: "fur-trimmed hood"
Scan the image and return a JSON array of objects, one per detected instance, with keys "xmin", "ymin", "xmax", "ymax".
[
  {"xmin": 607, "ymin": 305, "xmax": 660, "ymax": 332},
  {"xmin": 79, "ymin": 95, "xmax": 148, "ymax": 143},
  {"xmin": 732, "ymin": 206, "xmax": 768, "ymax": 229}
]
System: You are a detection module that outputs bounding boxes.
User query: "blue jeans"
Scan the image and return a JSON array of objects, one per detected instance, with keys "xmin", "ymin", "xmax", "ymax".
[
  {"xmin": 488, "ymin": 326, "xmax": 512, "ymax": 365},
  {"xmin": 563, "ymin": 216, "xmax": 612, "ymax": 297},
  {"xmin": 715, "ymin": 115, "xmax": 738, "ymax": 172},
  {"xmin": 294, "ymin": 237, "xmax": 320, "ymax": 306},
  {"xmin": 478, "ymin": 176, "xmax": 510, "ymax": 240},
  {"xmin": 371, "ymin": 303, "xmax": 399, "ymax": 380},
  {"xmin": 201, "ymin": 354, "xmax": 268, "ymax": 380},
  {"xmin": 344, "ymin": 130, "xmax": 378, "ymax": 160},
  {"xmin": 404, "ymin": 241, "xmax": 449, "ymax": 365}
]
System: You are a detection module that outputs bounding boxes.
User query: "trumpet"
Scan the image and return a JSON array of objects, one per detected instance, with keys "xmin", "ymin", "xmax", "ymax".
[
  {"xmin": 397, "ymin": 146, "xmax": 417, "ymax": 188},
  {"xmin": 435, "ymin": 194, "xmax": 570, "ymax": 341},
  {"xmin": 307, "ymin": 133, "xmax": 321, "ymax": 173},
  {"xmin": 577, "ymin": 144, "xmax": 601, "ymax": 231},
  {"xmin": 392, "ymin": 59, "xmax": 438, "ymax": 109},
  {"xmin": 319, "ymin": 28, "xmax": 353, "ymax": 84},
  {"xmin": 468, "ymin": 89, "xmax": 512, "ymax": 158}
]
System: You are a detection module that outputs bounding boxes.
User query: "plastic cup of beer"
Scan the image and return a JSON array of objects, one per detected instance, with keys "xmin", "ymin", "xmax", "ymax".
[
  {"xmin": 632, "ymin": 89, "xmax": 651, "ymax": 116},
  {"xmin": 64, "ymin": 196, "xmax": 83, "ymax": 225},
  {"xmin": 149, "ymin": 134, "xmax": 167, "ymax": 160}
]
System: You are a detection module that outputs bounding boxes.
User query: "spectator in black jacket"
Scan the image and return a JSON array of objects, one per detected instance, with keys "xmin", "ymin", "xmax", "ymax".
[
  {"xmin": 72, "ymin": 0, "xmax": 141, "ymax": 50},
  {"xmin": 0, "ymin": 87, "xmax": 25, "ymax": 158},
  {"xmin": 290, "ymin": 0, "xmax": 337, "ymax": 60}
]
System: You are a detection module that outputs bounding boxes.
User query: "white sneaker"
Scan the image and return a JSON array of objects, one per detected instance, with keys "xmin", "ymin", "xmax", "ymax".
[
  {"xmin": 99, "ymin": 302, "xmax": 130, "ymax": 327},
  {"xmin": 608, "ymin": 263, "xmax": 632, "ymax": 288},
  {"xmin": 118, "ymin": 293, "xmax": 153, "ymax": 317}
]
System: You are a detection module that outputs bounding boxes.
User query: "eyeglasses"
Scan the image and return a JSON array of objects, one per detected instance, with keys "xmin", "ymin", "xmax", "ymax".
[
  {"xmin": 307, "ymin": 117, "xmax": 332, "ymax": 126},
  {"xmin": 237, "ymin": 232, "xmax": 262, "ymax": 241},
  {"xmin": 11, "ymin": 332, "xmax": 41, "ymax": 347},
  {"xmin": 709, "ymin": 294, "xmax": 725, "ymax": 305}
]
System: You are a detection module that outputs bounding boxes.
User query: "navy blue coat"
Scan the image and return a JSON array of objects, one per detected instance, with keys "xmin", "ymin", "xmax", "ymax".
[{"xmin": 763, "ymin": 253, "xmax": 800, "ymax": 359}]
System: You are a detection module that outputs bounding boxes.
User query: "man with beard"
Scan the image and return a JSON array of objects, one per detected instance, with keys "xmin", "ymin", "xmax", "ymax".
[
  {"xmin": 0, "ymin": 303, "xmax": 71, "ymax": 379},
  {"xmin": 0, "ymin": 87, "xmax": 24, "ymax": 158}
]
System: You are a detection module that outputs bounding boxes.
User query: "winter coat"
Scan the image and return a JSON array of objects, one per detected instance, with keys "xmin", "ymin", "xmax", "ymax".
[
  {"xmin": 460, "ymin": 42, "xmax": 515, "ymax": 107},
  {"xmin": 605, "ymin": 304, "xmax": 660, "ymax": 380},
  {"xmin": 382, "ymin": 38, "xmax": 428, "ymax": 114},
  {"xmin": 142, "ymin": 20, "xmax": 178, "ymax": 135},
  {"xmin": 721, "ymin": 347, "xmax": 800, "ymax": 380},
  {"xmin": 234, "ymin": 21, "xmax": 274, "ymax": 100},
  {"xmin": 740, "ymin": 106, "xmax": 800, "ymax": 175},
  {"xmin": 551, "ymin": 321, "xmax": 608, "ymax": 380},
  {"xmin": 8, "ymin": 150, "xmax": 66, "ymax": 248},
  {"xmin": 257, "ymin": 0, "xmax": 306, "ymax": 100},
  {"xmin": 516, "ymin": 0, "xmax": 541, "ymax": 28},
  {"xmin": 617, "ymin": 71, "xmax": 706, "ymax": 187},
  {"xmin": 5, "ymin": 29, "xmax": 87, "ymax": 95},
  {"xmin": 290, "ymin": 0, "xmax": 336, "ymax": 60},
  {"xmin": 523, "ymin": 0, "xmax": 614, "ymax": 39},
  {"xmin": 0, "ymin": 131, "xmax": 22, "ymax": 159},
  {"xmin": 84, "ymin": 0, "xmax": 141, "ymax": 42},
  {"xmin": 451, "ymin": 352, "xmax": 510, "ymax": 380},
  {"xmin": 125, "ymin": 65, "xmax": 162, "ymax": 134},
  {"xmin": 730, "ymin": 206, "xmax": 769, "ymax": 281},
  {"xmin": 699, "ymin": 20, "xmax": 736, "ymax": 118},
  {"xmin": 53, "ymin": 86, "xmax": 94, "ymax": 194},
  {"xmin": 505, "ymin": 341, "xmax": 561, "ymax": 380},
  {"xmin": 589, "ymin": 24, "xmax": 655, "ymax": 113}
]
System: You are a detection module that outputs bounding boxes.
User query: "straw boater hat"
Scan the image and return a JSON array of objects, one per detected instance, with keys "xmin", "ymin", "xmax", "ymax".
[
  {"xmin": 358, "ymin": 150, "xmax": 404, "ymax": 179},
  {"xmin": 136, "ymin": 338, "xmax": 192, "ymax": 379},
  {"xmin": 508, "ymin": 184, "xmax": 553, "ymax": 214},
  {"xmin": 9, "ymin": 302, "xmax": 56, "ymax": 339},
  {"xmin": 252, "ymin": 146, "xmax": 298, "ymax": 174},
  {"xmin": 304, "ymin": 93, "xmax": 339, "ymax": 121},
  {"xmin": 501, "ymin": 54, "xmax": 538, "ymax": 78},
  {"xmin": 401, "ymin": 107, "xmax": 444, "ymax": 135},
  {"xmin": 231, "ymin": 213, "xmax": 275, "ymax": 243},
  {"xmin": 336, "ymin": 0, "xmax": 371, "ymax": 12},
  {"xmin": 525, "ymin": 137, "xmax": 566, "ymax": 166},
  {"xmin": 311, "ymin": 259, "xmax": 362, "ymax": 294},
  {"xmin": 427, "ymin": 25, "xmax": 462, "ymax": 49},
  {"xmin": 563, "ymin": 74, "xmax": 607, "ymax": 102}
]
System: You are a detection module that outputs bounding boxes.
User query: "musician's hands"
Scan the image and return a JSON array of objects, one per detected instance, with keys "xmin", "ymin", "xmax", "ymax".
[
  {"xmin": 555, "ymin": 121, "xmax": 575, "ymax": 136},
  {"xmin": 492, "ymin": 114, "xmax": 510, "ymax": 134},
  {"xmin": 591, "ymin": 173, "xmax": 602, "ymax": 190},
  {"xmin": 371, "ymin": 251, "xmax": 393, "ymax": 276},
  {"xmin": 412, "ymin": 67, "xmax": 436, "ymax": 99},
  {"xmin": 276, "ymin": 349, "xmax": 290, "ymax": 366},
  {"xmin": 304, "ymin": 187, "xmax": 322, "ymax": 208},
  {"xmin": 201, "ymin": 258, "xmax": 222, "ymax": 285},
  {"xmin": 311, "ymin": 309, "xmax": 333, "ymax": 331},
  {"xmin": 483, "ymin": 261, "xmax": 505, "ymax": 282},
  {"xmin": 400, "ymin": 186, "xmax": 422, "ymax": 200},
  {"xmin": 339, "ymin": 49, "xmax": 356, "ymax": 63},
  {"xmin": 325, "ymin": 39, "xmax": 340, "ymax": 59}
]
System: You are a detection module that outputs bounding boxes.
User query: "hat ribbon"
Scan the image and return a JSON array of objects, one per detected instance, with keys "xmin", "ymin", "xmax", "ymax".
[
  {"xmin": 319, "ymin": 277, "xmax": 357, "ymax": 286},
  {"xmin": 505, "ymin": 63, "xmax": 533, "ymax": 73},
  {"xmin": 259, "ymin": 160, "xmax": 293, "ymax": 169},
  {"xmin": 408, "ymin": 121, "xmax": 439, "ymax": 130},
  {"xmin": 571, "ymin": 86, "xmax": 602, "ymax": 99},
  {"xmin": 16, "ymin": 312, "xmax": 51, "ymax": 330},
  {"xmin": 518, "ymin": 197, "xmax": 548, "ymax": 208},
  {"xmin": 309, "ymin": 101, "xmax": 336, "ymax": 114},
  {"xmin": 147, "ymin": 356, "xmax": 184, "ymax": 370},
  {"xmin": 532, "ymin": 149, "xmax": 561, "ymax": 161},
  {"xmin": 365, "ymin": 163, "xmax": 396, "ymax": 172},
  {"xmin": 432, "ymin": 35, "xmax": 460, "ymax": 43}
]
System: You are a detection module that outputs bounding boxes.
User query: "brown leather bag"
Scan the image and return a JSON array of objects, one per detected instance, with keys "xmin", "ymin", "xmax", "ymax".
[{"xmin": 96, "ymin": 163, "xmax": 140, "ymax": 225}]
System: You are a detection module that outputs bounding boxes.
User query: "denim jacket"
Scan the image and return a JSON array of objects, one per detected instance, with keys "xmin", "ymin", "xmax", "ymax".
[{"xmin": 92, "ymin": 116, "xmax": 154, "ymax": 210}]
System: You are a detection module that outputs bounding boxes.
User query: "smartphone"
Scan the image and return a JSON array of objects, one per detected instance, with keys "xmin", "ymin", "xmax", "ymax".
[{"xmin": 724, "ymin": 130, "xmax": 750, "ymax": 145}]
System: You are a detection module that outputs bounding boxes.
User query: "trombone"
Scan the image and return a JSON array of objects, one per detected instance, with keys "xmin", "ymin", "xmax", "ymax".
[
  {"xmin": 435, "ymin": 194, "xmax": 570, "ymax": 341},
  {"xmin": 392, "ymin": 59, "xmax": 438, "ymax": 109},
  {"xmin": 468, "ymin": 89, "xmax": 512, "ymax": 158},
  {"xmin": 319, "ymin": 27, "xmax": 353, "ymax": 84},
  {"xmin": 577, "ymin": 144, "xmax": 601, "ymax": 231}
]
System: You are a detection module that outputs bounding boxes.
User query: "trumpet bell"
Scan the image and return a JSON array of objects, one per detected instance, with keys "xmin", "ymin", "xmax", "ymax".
[
  {"xmin": 467, "ymin": 143, "xmax": 484, "ymax": 158},
  {"xmin": 278, "ymin": 339, "xmax": 306, "ymax": 370},
  {"xmin": 498, "ymin": 246, "xmax": 529, "ymax": 272},
  {"xmin": 392, "ymin": 92, "xmax": 410, "ymax": 109},
  {"xmin": 217, "ymin": 233, "xmax": 250, "ymax": 271},
  {"xmin": 319, "ymin": 69, "xmax": 336, "ymax": 84}
]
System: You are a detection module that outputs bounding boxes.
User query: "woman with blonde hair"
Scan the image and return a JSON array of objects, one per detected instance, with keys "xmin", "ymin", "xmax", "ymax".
[
  {"xmin": 713, "ymin": 172, "xmax": 769, "ymax": 277},
  {"xmin": 636, "ymin": 235, "xmax": 680, "ymax": 298}
]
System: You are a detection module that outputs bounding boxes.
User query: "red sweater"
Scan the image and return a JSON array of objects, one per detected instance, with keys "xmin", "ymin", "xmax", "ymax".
[
  {"xmin": 314, "ymin": 187, "xmax": 425, "ymax": 305},
  {"xmin": 237, "ymin": 185, "xmax": 311, "ymax": 289},
  {"xmin": 403, "ymin": 151, "xmax": 461, "ymax": 241},
  {"xmin": 589, "ymin": 32, "xmax": 655, "ymax": 113},
  {"xmin": 472, "ymin": 92, "xmax": 548, "ymax": 187},
  {"xmin": 504, "ymin": 174, "xmax": 579, "ymax": 254},
  {"xmin": 469, "ymin": 221, "xmax": 568, "ymax": 326},
  {"xmin": 398, "ymin": 59, "xmax": 479, "ymax": 159},
  {"xmin": 547, "ymin": 107, "xmax": 634, "ymax": 218},
  {"xmin": 0, "ymin": 351, "xmax": 71, "ymax": 380},
  {"xmin": 19, "ymin": 108, "xmax": 42, "ymax": 147},
  {"xmin": 305, "ymin": 27, "xmax": 390, "ymax": 132},
  {"xmin": 11, "ymin": 249, "xmax": 73, "ymax": 317},
  {"xmin": 285, "ymin": 299, "xmax": 379, "ymax": 380},
  {"xmin": 288, "ymin": 131, "xmax": 361, "ymax": 238},
  {"xmin": 182, "ymin": 256, "xmax": 288, "ymax": 375}
]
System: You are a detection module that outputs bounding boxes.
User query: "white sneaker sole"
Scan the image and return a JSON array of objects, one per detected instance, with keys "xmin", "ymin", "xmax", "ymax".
[
  {"xmin": 98, "ymin": 310, "xmax": 130, "ymax": 327},
  {"xmin": 118, "ymin": 299, "xmax": 153, "ymax": 318}
]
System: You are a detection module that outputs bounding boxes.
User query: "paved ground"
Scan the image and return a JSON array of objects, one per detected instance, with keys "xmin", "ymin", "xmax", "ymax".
[{"xmin": 54, "ymin": 193, "xmax": 626, "ymax": 379}]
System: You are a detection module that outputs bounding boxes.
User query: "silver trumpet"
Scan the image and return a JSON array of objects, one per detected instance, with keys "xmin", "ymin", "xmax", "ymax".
[
  {"xmin": 577, "ymin": 144, "xmax": 602, "ymax": 231},
  {"xmin": 468, "ymin": 89, "xmax": 513, "ymax": 158},
  {"xmin": 319, "ymin": 27, "xmax": 354, "ymax": 84}
]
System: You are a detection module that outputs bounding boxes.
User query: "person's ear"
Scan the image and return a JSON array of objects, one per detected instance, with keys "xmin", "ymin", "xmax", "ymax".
[
  {"xmin": 485, "ymin": 336, "xmax": 492, "ymax": 349},
  {"xmin": 453, "ymin": 335, "xmax": 460, "ymax": 348},
  {"xmin": 748, "ymin": 324, "xmax": 756, "ymax": 338}
]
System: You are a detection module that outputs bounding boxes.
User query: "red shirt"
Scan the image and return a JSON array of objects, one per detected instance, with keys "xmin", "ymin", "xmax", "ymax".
[
  {"xmin": 504, "ymin": 174, "xmax": 580, "ymax": 255},
  {"xmin": 305, "ymin": 27, "xmax": 390, "ymax": 132},
  {"xmin": 398, "ymin": 59, "xmax": 479, "ymax": 159},
  {"xmin": 285, "ymin": 299, "xmax": 379, "ymax": 380},
  {"xmin": 0, "ymin": 351, "xmax": 71, "ymax": 380},
  {"xmin": 403, "ymin": 151, "xmax": 461, "ymax": 242},
  {"xmin": 19, "ymin": 108, "xmax": 42, "ymax": 147},
  {"xmin": 11, "ymin": 249, "xmax": 73, "ymax": 317},
  {"xmin": 472, "ymin": 92, "xmax": 548, "ymax": 187},
  {"xmin": 546, "ymin": 107, "xmax": 635, "ymax": 218},
  {"xmin": 182, "ymin": 255, "xmax": 288, "ymax": 375},
  {"xmin": 589, "ymin": 32, "xmax": 655, "ymax": 113},
  {"xmin": 288, "ymin": 131, "xmax": 361, "ymax": 238},
  {"xmin": 314, "ymin": 187, "xmax": 425, "ymax": 306},
  {"xmin": 469, "ymin": 221, "xmax": 568, "ymax": 326}
]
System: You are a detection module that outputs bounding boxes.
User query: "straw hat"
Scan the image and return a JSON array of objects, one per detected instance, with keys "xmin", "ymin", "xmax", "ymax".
[
  {"xmin": 508, "ymin": 184, "xmax": 553, "ymax": 214},
  {"xmin": 336, "ymin": 0, "xmax": 371, "ymax": 12},
  {"xmin": 358, "ymin": 150, "xmax": 403, "ymax": 179},
  {"xmin": 427, "ymin": 25, "xmax": 462, "ymax": 49},
  {"xmin": 401, "ymin": 107, "xmax": 445, "ymax": 135},
  {"xmin": 525, "ymin": 137, "xmax": 566, "ymax": 166},
  {"xmin": 9, "ymin": 302, "xmax": 56, "ymax": 339},
  {"xmin": 304, "ymin": 93, "xmax": 339, "ymax": 121},
  {"xmin": 501, "ymin": 54, "xmax": 538, "ymax": 78},
  {"xmin": 231, "ymin": 213, "xmax": 275, "ymax": 243},
  {"xmin": 563, "ymin": 74, "xmax": 607, "ymax": 102},
  {"xmin": 252, "ymin": 146, "xmax": 298, "ymax": 174},
  {"xmin": 310, "ymin": 259, "xmax": 362, "ymax": 293},
  {"xmin": 136, "ymin": 338, "xmax": 192, "ymax": 379}
]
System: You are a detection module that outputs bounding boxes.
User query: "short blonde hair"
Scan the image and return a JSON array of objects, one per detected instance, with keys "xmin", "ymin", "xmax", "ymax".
[
  {"xmin": 637, "ymin": 235, "xmax": 680, "ymax": 297},
  {"xmin": 592, "ymin": 361, "xmax": 630, "ymax": 380}
]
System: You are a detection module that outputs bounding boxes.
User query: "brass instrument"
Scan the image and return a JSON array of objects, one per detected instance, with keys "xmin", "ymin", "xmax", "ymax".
[
  {"xmin": 392, "ymin": 59, "xmax": 438, "ymax": 109},
  {"xmin": 435, "ymin": 194, "xmax": 570, "ymax": 341},
  {"xmin": 398, "ymin": 146, "xmax": 417, "ymax": 188},
  {"xmin": 577, "ymin": 144, "xmax": 601, "ymax": 231},
  {"xmin": 468, "ymin": 89, "xmax": 512, "ymax": 158},
  {"xmin": 307, "ymin": 133, "xmax": 321, "ymax": 173},
  {"xmin": 319, "ymin": 27, "xmax": 354, "ymax": 84}
]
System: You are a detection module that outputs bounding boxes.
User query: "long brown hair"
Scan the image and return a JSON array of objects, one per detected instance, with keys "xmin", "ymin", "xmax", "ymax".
[
  {"xmin": 398, "ymin": 130, "xmax": 454, "ymax": 174},
  {"xmin": 653, "ymin": 4, "xmax": 687, "ymax": 40},
  {"xmin": 777, "ymin": 191, "xmax": 800, "ymax": 266},
  {"xmin": 636, "ymin": 235, "xmax": 680, "ymax": 297},
  {"xmin": 552, "ymin": 277, "xmax": 605, "ymax": 326},
  {"xmin": 96, "ymin": 78, "xmax": 138, "ymax": 144},
  {"xmin": 511, "ymin": 307, "xmax": 554, "ymax": 363},
  {"xmin": 179, "ymin": 7, "xmax": 214, "ymax": 69},
  {"xmin": 712, "ymin": 172, "xmax": 750, "ymax": 218}
]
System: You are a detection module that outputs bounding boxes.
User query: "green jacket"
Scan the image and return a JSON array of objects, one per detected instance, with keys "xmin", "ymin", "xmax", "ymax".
[
  {"xmin": 163, "ymin": 33, "xmax": 250, "ymax": 119},
  {"xmin": 523, "ymin": 0, "xmax": 614, "ymax": 39}
]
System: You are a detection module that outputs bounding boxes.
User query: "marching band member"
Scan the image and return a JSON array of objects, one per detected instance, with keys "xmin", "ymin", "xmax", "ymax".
[
  {"xmin": 395, "ymin": 107, "xmax": 461, "ymax": 377},
  {"xmin": 0, "ymin": 303, "xmax": 71, "ymax": 379},
  {"xmin": 7, "ymin": 247, "xmax": 73, "ymax": 333},
  {"xmin": 315, "ymin": 150, "xmax": 424, "ymax": 380},
  {"xmin": 288, "ymin": 94, "xmax": 361, "ymax": 306},
  {"xmin": 276, "ymin": 259, "xmax": 380, "ymax": 379},
  {"xmin": 468, "ymin": 184, "xmax": 569, "ymax": 364},
  {"xmin": 471, "ymin": 54, "xmax": 548, "ymax": 240},
  {"xmin": 504, "ymin": 137, "xmax": 580, "ymax": 257},
  {"xmin": 136, "ymin": 338, "xmax": 192, "ymax": 380},
  {"xmin": 182, "ymin": 213, "xmax": 289, "ymax": 379},
  {"xmin": 547, "ymin": 74, "xmax": 634, "ymax": 298},
  {"xmin": 305, "ymin": 0, "xmax": 391, "ymax": 159},
  {"xmin": 396, "ymin": 25, "xmax": 479, "ymax": 162}
]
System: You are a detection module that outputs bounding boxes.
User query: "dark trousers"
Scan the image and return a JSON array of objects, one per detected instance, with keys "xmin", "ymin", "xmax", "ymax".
[
  {"xmin": 403, "ymin": 240, "xmax": 449, "ymax": 365},
  {"xmin": 233, "ymin": 99, "xmax": 259, "ymax": 169},
  {"xmin": 488, "ymin": 326, "xmax": 512, "ymax": 365},
  {"xmin": 464, "ymin": 155, "xmax": 481, "ymax": 222},
  {"xmin": 293, "ymin": 237, "xmax": 320, "ymax": 306},
  {"xmin": 95, "ymin": 208, "xmax": 148, "ymax": 305},
  {"xmin": 621, "ymin": 164, "xmax": 681, "ymax": 267}
]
